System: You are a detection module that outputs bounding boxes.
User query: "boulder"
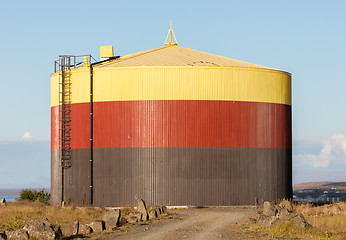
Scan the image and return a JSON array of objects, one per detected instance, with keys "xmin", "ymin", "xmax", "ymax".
[
  {"xmin": 0, "ymin": 199, "xmax": 6, "ymax": 207},
  {"xmin": 290, "ymin": 214, "xmax": 311, "ymax": 228},
  {"xmin": 88, "ymin": 221, "xmax": 105, "ymax": 233},
  {"xmin": 0, "ymin": 231, "xmax": 6, "ymax": 240},
  {"xmin": 62, "ymin": 220, "xmax": 79, "ymax": 236},
  {"xmin": 277, "ymin": 208, "xmax": 290, "ymax": 220},
  {"xmin": 263, "ymin": 201, "xmax": 277, "ymax": 216},
  {"xmin": 79, "ymin": 224, "xmax": 92, "ymax": 235},
  {"xmin": 127, "ymin": 212, "xmax": 142, "ymax": 224},
  {"xmin": 23, "ymin": 218, "xmax": 59, "ymax": 240},
  {"xmin": 137, "ymin": 199, "xmax": 148, "ymax": 221},
  {"xmin": 257, "ymin": 215, "xmax": 277, "ymax": 227},
  {"xmin": 326, "ymin": 204, "xmax": 342, "ymax": 215},
  {"xmin": 279, "ymin": 200, "xmax": 293, "ymax": 213},
  {"xmin": 102, "ymin": 209, "xmax": 121, "ymax": 229},
  {"xmin": 149, "ymin": 210, "xmax": 158, "ymax": 220},
  {"xmin": 6, "ymin": 229, "xmax": 29, "ymax": 240},
  {"xmin": 118, "ymin": 217, "xmax": 127, "ymax": 226},
  {"xmin": 162, "ymin": 206, "xmax": 167, "ymax": 213},
  {"xmin": 55, "ymin": 227, "xmax": 62, "ymax": 239},
  {"xmin": 155, "ymin": 208, "xmax": 161, "ymax": 216}
]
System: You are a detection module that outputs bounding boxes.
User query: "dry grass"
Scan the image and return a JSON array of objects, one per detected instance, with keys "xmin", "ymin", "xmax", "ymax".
[
  {"xmin": 266, "ymin": 202, "xmax": 346, "ymax": 239},
  {"xmin": 0, "ymin": 201, "xmax": 105, "ymax": 231}
]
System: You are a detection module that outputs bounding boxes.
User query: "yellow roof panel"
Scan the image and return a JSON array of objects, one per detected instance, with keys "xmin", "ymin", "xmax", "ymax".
[{"xmin": 96, "ymin": 45, "xmax": 287, "ymax": 74}]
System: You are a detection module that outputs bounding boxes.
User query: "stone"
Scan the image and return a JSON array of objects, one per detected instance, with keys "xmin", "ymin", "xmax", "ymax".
[
  {"xmin": 162, "ymin": 206, "xmax": 167, "ymax": 213},
  {"xmin": 326, "ymin": 204, "xmax": 342, "ymax": 215},
  {"xmin": 257, "ymin": 214, "xmax": 277, "ymax": 227},
  {"xmin": 277, "ymin": 208, "xmax": 290, "ymax": 220},
  {"xmin": 23, "ymin": 218, "xmax": 58, "ymax": 240},
  {"xmin": 79, "ymin": 224, "xmax": 92, "ymax": 235},
  {"xmin": 62, "ymin": 220, "xmax": 79, "ymax": 236},
  {"xmin": 55, "ymin": 226, "xmax": 62, "ymax": 239},
  {"xmin": 137, "ymin": 199, "xmax": 148, "ymax": 221},
  {"xmin": 263, "ymin": 201, "xmax": 277, "ymax": 216},
  {"xmin": 127, "ymin": 212, "xmax": 141, "ymax": 224},
  {"xmin": 155, "ymin": 208, "xmax": 161, "ymax": 216},
  {"xmin": 6, "ymin": 229, "xmax": 29, "ymax": 240},
  {"xmin": 149, "ymin": 210, "xmax": 158, "ymax": 220},
  {"xmin": 118, "ymin": 217, "xmax": 127, "ymax": 226},
  {"xmin": 88, "ymin": 221, "xmax": 105, "ymax": 233},
  {"xmin": 290, "ymin": 214, "xmax": 311, "ymax": 228},
  {"xmin": 103, "ymin": 209, "xmax": 121, "ymax": 229},
  {"xmin": 0, "ymin": 231, "xmax": 6, "ymax": 240},
  {"xmin": 279, "ymin": 200, "xmax": 293, "ymax": 213}
]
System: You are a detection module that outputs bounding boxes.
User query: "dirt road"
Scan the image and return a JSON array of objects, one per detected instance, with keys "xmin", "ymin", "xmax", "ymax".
[{"xmin": 95, "ymin": 207, "xmax": 256, "ymax": 240}]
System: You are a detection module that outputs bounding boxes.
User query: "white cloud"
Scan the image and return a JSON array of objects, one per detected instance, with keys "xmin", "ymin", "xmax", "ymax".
[
  {"xmin": 22, "ymin": 132, "xmax": 34, "ymax": 140},
  {"xmin": 293, "ymin": 134, "xmax": 346, "ymax": 168}
]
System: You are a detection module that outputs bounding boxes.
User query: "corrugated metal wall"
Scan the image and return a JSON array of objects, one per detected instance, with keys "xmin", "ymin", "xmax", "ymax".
[{"xmin": 51, "ymin": 65, "xmax": 292, "ymax": 206}]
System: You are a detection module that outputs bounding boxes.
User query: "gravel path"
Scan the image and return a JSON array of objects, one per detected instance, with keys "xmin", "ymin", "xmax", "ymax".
[{"xmin": 96, "ymin": 207, "xmax": 256, "ymax": 240}]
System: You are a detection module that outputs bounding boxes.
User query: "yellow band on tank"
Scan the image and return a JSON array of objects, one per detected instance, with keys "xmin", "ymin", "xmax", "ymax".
[{"xmin": 51, "ymin": 66, "xmax": 291, "ymax": 107}]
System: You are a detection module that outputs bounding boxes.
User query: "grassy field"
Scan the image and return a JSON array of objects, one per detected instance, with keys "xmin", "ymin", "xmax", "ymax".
[
  {"xmin": 1, "ymin": 200, "xmax": 345, "ymax": 239},
  {"xmin": 0, "ymin": 201, "xmax": 106, "ymax": 231},
  {"xmin": 241, "ymin": 202, "xmax": 346, "ymax": 239}
]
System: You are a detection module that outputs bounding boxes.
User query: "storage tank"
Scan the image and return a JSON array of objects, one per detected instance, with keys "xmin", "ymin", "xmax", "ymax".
[{"xmin": 51, "ymin": 30, "xmax": 292, "ymax": 206}]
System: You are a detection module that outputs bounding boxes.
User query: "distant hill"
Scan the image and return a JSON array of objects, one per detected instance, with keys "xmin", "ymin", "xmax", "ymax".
[
  {"xmin": 0, "ymin": 189, "xmax": 22, "ymax": 196},
  {"xmin": 0, "ymin": 188, "xmax": 50, "ymax": 196},
  {"xmin": 293, "ymin": 182, "xmax": 346, "ymax": 190}
]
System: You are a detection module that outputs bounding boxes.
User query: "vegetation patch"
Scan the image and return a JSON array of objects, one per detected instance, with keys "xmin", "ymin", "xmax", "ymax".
[
  {"xmin": 0, "ymin": 201, "xmax": 105, "ymax": 231},
  {"xmin": 19, "ymin": 189, "xmax": 50, "ymax": 203}
]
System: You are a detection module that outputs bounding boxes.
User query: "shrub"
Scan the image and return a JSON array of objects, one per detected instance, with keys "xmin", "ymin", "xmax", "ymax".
[{"xmin": 19, "ymin": 189, "xmax": 50, "ymax": 203}]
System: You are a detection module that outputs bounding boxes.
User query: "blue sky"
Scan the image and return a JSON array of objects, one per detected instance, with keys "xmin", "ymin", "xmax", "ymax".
[{"xmin": 0, "ymin": 0, "xmax": 346, "ymax": 188}]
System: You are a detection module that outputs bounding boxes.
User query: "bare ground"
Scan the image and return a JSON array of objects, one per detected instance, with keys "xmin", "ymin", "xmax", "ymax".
[{"xmin": 90, "ymin": 207, "xmax": 256, "ymax": 240}]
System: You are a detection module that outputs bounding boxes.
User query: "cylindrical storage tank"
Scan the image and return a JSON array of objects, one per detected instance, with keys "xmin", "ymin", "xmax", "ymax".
[{"xmin": 51, "ymin": 45, "xmax": 292, "ymax": 206}]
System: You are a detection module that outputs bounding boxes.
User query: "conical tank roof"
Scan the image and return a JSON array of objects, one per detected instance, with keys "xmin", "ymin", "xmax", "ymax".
[{"xmin": 97, "ymin": 45, "xmax": 289, "ymax": 74}]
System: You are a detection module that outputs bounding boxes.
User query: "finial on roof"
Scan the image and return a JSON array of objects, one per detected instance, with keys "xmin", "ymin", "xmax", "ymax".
[{"xmin": 165, "ymin": 20, "xmax": 178, "ymax": 46}]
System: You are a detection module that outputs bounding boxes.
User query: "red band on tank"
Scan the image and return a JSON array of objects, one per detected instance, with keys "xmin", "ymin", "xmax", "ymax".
[
  {"xmin": 51, "ymin": 103, "xmax": 90, "ymax": 150},
  {"xmin": 51, "ymin": 100, "xmax": 291, "ymax": 150}
]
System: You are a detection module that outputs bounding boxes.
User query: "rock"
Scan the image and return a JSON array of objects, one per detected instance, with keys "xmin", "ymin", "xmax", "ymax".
[
  {"xmin": 79, "ymin": 224, "xmax": 92, "ymax": 235},
  {"xmin": 6, "ymin": 229, "xmax": 29, "ymax": 240},
  {"xmin": 88, "ymin": 221, "xmax": 105, "ymax": 233},
  {"xmin": 277, "ymin": 208, "xmax": 291, "ymax": 220},
  {"xmin": 127, "ymin": 212, "xmax": 141, "ymax": 224},
  {"xmin": 0, "ymin": 231, "xmax": 6, "ymax": 240},
  {"xmin": 326, "ymin": 204, "xmax": 342, "ymax": 215},
  {"xmin": 149, "ymin": 210, "xmax": 158, "ymax": 220},
  {"xmin": 155, "ymin": 208, "xmax": 161, "ymax": 216},
  {"xmin": 0, "ymin": 199, "xmax": 6, "ymax": 207},
  {"xmin": 103, "ymin": 209, "xmax": 121, "ymax": 229},
  {"xmin": 290, "ymin": 213, "xmax": 311, "ymax": 228},
  {"xmin": 118, "ymin": 217, "xmax": 127, "ymax": 226},
  {"xmin": 62, "ymin": 220, "xmax": 79, "ymax": 236},
  {"xmin": 257, "ymin": 214, "xmax": 277, "ymax": 227},
  {"xmin": 279, "ymin": 200, "xmax": 293, "ymax": 213},
  {"xmin": 274, "ymin": 205, "xmax": 282, "ymax": 215},
  {"xmin": 263, "ymin": 201, "xmax": 277, "ymax": 216},
  {"xmin": 55, "ymin": 227, "xmax": 62, "ymax": 239},
  {"xmin": 137, "ymin": 199, "xmax": 148, "ymax": 221},
  {"xmin": 23, "ymin": 218, "xmax": 58, "ymax": 240},
  {"xmin": 162, "ymin": 206, "xmax": 167, "ymax": 213}
]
